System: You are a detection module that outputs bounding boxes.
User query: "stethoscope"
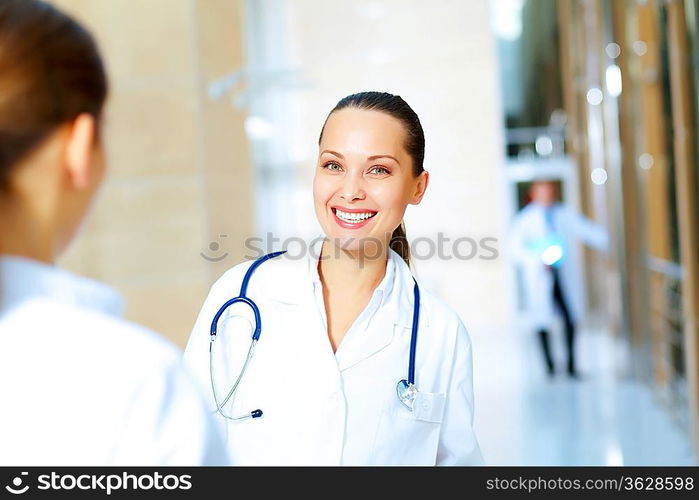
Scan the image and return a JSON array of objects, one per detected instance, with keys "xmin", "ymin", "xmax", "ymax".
[{"xmin": 209, "ymin": 250, "xmax": 422, "ymax": 421}]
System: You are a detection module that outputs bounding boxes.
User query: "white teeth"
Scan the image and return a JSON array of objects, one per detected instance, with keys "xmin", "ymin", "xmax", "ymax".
[{"xmin": 335, "ymin": 209, "xmax": 376, "ymax": 223}]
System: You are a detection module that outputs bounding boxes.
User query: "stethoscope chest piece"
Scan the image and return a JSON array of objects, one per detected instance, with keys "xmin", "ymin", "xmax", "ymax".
[{"xmin": 396, "ymin": 379, "xmax": 418, "ymax": 410}]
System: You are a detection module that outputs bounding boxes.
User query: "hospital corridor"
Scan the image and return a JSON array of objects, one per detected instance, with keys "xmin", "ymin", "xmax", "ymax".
[
  {"xmin": 2, "ymin": 0, "xmax": 697, "ymax": 467},
  {"xmin": 474, "ymin": 327, "xmax": 694, "ymax": 465}
]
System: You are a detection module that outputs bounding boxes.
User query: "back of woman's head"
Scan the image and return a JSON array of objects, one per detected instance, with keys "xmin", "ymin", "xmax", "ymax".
[{"xmin": 0, "ymin": 0, "xmax": 107, "ymax": 191}]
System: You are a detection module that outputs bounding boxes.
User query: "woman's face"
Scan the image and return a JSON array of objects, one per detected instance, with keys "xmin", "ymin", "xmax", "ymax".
[{"xmin": 313, "ymin": 108, "xmax": 428, "ymax": 253}]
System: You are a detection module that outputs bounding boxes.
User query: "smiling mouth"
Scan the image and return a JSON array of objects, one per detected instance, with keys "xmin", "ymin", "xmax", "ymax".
[{"xmin": 332, "ymin": 207, "xmax": 378, "ymax": 224}]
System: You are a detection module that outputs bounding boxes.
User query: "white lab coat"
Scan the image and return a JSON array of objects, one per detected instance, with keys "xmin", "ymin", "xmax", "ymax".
[
  {"xmin": 509, "ymin": 202, "xmax": 608, "ymax": 329},
  {"xmin": 0, "ymin": 256, "xmax": 229, "ymax": 466},
  {"xmin": 184, "ymin": 238, "xmax": 483, "ymax": 465}
]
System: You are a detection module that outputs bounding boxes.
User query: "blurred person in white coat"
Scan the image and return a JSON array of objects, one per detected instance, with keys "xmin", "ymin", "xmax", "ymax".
[
  {"xmin": 0, "ymin": 0, "xmax": 227, "ymax": 465},
  {"xmin": 510, "ymin": 180, "xmax": 608, "ymax": 378},
  {"xmin": 184, "ymin": 92, "xmax": 483, "ymax": 466}
]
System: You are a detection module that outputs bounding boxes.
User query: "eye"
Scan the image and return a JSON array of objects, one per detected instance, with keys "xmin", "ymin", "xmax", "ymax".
[
  {"xmin": 369, "ymin": 165, "xmax": 390, "ymax": 175},
  {"xmin": 322, "ymin": 161, "xmax": 343, "ymax": 172}
]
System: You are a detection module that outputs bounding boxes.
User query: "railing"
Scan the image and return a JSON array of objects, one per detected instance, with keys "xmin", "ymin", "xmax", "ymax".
[{"xmin": 646, "ymin": 254, "xmax": 690, "ymax": 432}]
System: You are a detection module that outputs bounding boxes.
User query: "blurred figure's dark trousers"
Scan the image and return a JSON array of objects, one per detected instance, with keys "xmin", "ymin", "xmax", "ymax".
[{"xmin": 537, "ymin": 266, "xmax": 576, "ymax": 375}]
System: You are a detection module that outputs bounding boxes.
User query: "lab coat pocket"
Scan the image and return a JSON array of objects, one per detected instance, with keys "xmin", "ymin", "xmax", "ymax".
[
  {"xmin": 412, "ymin": 391, "xmax": 446, "ymax": 423},
  {"xmin": 371, "ymin": 391, "xmax": 446, "ymax": 465}
]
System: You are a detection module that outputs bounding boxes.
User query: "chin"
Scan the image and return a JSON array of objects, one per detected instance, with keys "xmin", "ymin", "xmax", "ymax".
[
  {"xmin": 324, "ymin": 232, "xmax": 362, "ymax": 252},
  {"xmin": 325, "ymin": 230, "xmax": 388, "ymax": 257}
]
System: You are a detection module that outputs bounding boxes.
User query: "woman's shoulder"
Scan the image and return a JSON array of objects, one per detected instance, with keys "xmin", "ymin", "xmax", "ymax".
[
  {"xmin": 211, "ymin": 247, "xmax": 309, "ymax": 299},
  {"xmin": 418, "ymin": 280, "xmax": 471, "ymax": 346},
  {"xmin": 1, "ymin": 298, "xmax": 183, "ymax": 372},
  {"xmin": 390, "ymin": 252, "xmax": 470, "ymax": 347},
  {"xmin": 407, "ymin": 282, "xmax": 474, "ymax": 383}
]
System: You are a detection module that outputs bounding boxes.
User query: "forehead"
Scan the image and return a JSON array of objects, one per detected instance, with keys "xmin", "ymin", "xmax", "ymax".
[{"xmin": 320, "ymin": 108, "xmax": 407, "ymax": 155}]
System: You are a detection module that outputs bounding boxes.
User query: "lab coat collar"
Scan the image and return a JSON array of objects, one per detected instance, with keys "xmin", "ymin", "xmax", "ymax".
[
  {"xmin": 262, "ymin": 237, "xmax": 425, "ymax": 372},
  {"xmin": 333, "ymin": 247, "xmax": 425, "ymax": 372},
  {"xmin": 303, "ymin": 236, "xmax": 416, "ymax": 327},
  {"xmin": 263, "ymin": 237, "xmax": 421, "ymax": 329},
  {"xmin": 0, "ymin": 255, "xmax": 124, "ymax": 318},
  {"xmin": 391, "ymin": 249, "xmax": 427, "ymax": 330},
  {"xmin": 307, "ymin": 236, "xmax": 396, "ymax": 312},
  {"xmin": 529, "ymin": 201, "xmax": 562, "ymax": 214}
]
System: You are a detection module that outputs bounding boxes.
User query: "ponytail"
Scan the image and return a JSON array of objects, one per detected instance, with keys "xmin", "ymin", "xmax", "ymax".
[{"xmin": 390, "ymin": 222, "xmax": 410, "ymax": 267}]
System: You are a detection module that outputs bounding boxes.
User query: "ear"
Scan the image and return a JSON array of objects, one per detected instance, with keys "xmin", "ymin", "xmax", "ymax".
[
  {"xmin": 64, "ymin": 113, "xmax": 97, "ymax": 189},
  {"xmin": 409, "ymin": 170, "xmax": 429, "ymax": 205}
]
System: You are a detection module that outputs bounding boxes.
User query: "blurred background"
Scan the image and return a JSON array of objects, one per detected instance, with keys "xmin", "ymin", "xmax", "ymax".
[{"xmin": 52, "ymin": 0, "xmax": 698, "ymax": 465}]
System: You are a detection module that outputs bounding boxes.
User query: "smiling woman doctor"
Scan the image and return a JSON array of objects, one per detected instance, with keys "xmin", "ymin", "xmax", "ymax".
[{"xmin": 184, "ymin": 92, "xmax": 484, "ymax": 465}]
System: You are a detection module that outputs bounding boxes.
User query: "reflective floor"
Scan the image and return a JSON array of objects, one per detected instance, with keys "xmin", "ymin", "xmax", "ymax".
[{"xmin": 473, "ymin": 324, "xmax": 696, "ymax": 465}]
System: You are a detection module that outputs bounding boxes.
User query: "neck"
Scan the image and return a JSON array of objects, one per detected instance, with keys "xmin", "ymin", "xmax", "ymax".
[
  {"xmin": 317, "ymin": 237, "xmax": 388, "ymax": 293},
  {"xmin": 0, "ymin": 197, "xmax": 55, "ymax": 264}
]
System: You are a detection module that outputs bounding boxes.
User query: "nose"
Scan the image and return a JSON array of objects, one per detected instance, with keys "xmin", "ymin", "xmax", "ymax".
[{"xmin": 340, "ymin": 170, "xmax": 365, "ymax": 202}]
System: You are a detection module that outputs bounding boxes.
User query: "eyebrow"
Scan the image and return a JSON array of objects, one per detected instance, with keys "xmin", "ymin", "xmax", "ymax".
[
  {"xmin": 368, "ymin": 154, "xmax": 400, "ymax": 165},
  {"xmin": 320, "ymin": 150, "xmax": 401, "ymax": 165},
  {"xmin": 321, "ymin": 149, "xmax": 345, "ymax": 159}
]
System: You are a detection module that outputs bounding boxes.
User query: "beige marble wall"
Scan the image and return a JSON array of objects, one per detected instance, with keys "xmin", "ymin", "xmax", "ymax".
[{"xmin": 53, "ymin": 0, "xmax": 253, "ymax": 347}]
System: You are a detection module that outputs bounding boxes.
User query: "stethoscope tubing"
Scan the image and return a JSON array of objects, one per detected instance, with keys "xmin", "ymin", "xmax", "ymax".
[
  {"xmin": 408, "ymin": 279, "xmax": 419, "ymax": 386},
  {"xmin": 210, "ymin": 338, "xmax": 257, "ymax": 416}
]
